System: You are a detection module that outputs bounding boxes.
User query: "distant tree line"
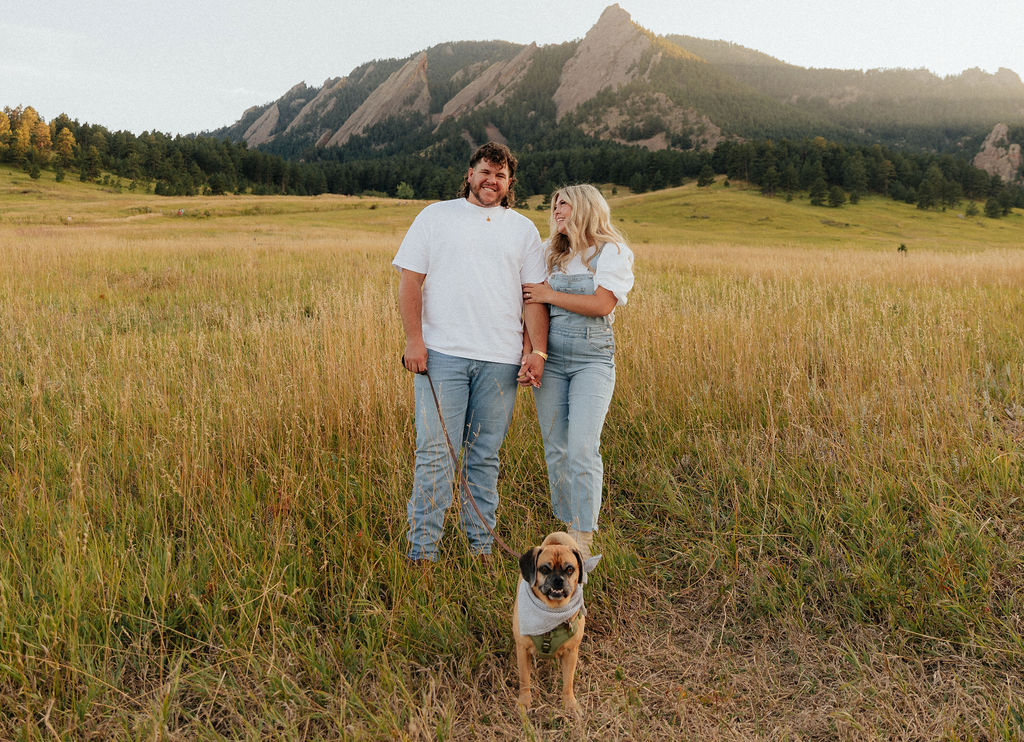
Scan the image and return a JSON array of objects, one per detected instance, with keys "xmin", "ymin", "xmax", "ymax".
[
  {"xmin": 3, "ymin": 105, "xmax": 1021, "ymax": 217},
  {"xmin": 711, "ymin": 137, "xmax": 1023, "ymax": 215},
  {"xmin": 1, "ymin": 105, "xmax": 327, "ymax": 196}
]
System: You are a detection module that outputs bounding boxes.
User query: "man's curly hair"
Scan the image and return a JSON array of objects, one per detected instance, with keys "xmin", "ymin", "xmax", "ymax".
[{"xmin": 457, "ymin": 141, "xmax": 518, "ymax": 208}]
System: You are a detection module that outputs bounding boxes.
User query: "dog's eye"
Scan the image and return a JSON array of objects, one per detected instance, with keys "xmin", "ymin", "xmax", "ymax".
[
  {"xmin": 565, "ymin": 565, "xmax": 575, "ymax": 575},
  {"xmin": 539, "ymin": 565, "xmax": 551, "ymax": 575}
]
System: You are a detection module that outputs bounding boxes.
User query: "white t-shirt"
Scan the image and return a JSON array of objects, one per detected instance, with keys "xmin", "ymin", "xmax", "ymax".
[
  {"xmin": 394, "ymin": 198, "xmax": 546, "ymax": 365},
  {"xmin": 552, "ymin": 241, "xmax": 635, "ymax": 307}
]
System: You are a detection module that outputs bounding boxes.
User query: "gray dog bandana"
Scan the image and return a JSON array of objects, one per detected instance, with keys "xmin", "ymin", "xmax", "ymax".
[{"xmin": 516, "ymin": 555, "xmax": 602, "ymax": 636}]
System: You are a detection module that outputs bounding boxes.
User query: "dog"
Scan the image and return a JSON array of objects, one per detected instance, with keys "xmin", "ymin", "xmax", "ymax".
[{"xmin": 512, "ymin": 531, "xmax": 600, "ymax": 713}]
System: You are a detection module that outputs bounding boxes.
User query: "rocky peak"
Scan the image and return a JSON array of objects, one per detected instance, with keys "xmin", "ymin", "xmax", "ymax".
[
  {"xmin": 552, "ymin": 4, "xmax": 653, "ymax": 120},
  {"xmin": 325, "ymin": 52, "xmax": 431, "ymax": 147},
  {"xmin": 438, "ymin": 44, "xmax": 537, "ymax": 124},
  {"xmin": 973, "ymin": 123, "xmax": 1023, "ymax": 184},
  {"xmin": 285, "ymin": 77, "xmax": 347, "ymax": 135},
  {"xmin": 242, "ymin": 103, "xmax": 280, "ymax": 147},
  {"xmin": 994, "ymin": 67, "xmax": 1024, "ymax": 87}
]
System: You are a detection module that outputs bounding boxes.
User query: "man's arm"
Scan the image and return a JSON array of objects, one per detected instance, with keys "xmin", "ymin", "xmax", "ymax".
[{"xmin": 398, "ymin": 269, "xmax": 428, "ymax": 373}]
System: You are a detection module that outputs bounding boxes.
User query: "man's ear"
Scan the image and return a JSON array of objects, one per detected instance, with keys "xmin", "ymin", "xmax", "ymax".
[{"xmin": 519, "ymin": 547, "xmax": 540, "ymax": 584}]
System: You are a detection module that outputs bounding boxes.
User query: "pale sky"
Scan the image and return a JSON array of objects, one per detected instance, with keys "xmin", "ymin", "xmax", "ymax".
[{"xmin": 3, "ymin": 0, "xmax": 1022, "ymax": 136}]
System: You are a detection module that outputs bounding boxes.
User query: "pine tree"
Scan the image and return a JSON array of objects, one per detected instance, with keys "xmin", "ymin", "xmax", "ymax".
[
  {"xmin": 761, "ymin": 165, "xmax": 780, "ymax": 196},
  {"xmin": 809, "ymin": 177, "xmax": 828, "ymax": 206},
  {"xmin": 780, "ymin": 164, "xmax": 799, "ymax": 193},
  {"xmin": 12, "ymin": 122, "xmax": 31, "ymax": 164},
  {"xmin": 54, "ymin": 128, "xmax": 76, "ymax": 167},
  {"xmin": 916, "ymin": 180, "xmax": 937, "ymax": 210},
  {"xmin": 31, "ymin": 120, "xmax": 51, "ymax": 151},
  {"xmin": 79, "ymin": 145, "xmax": 101, "ymax": 181},
  {"xmin": 842, "ymin": 153, "xmax": 868, "ymax": 201}
]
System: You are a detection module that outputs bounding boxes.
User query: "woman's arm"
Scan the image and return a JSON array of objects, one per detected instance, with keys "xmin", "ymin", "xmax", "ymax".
[{"xmin": 522, "ymin": 281, "xmax": 618, "ymax": 317}]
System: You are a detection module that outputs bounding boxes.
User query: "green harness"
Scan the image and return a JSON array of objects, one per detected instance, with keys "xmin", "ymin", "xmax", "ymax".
[{"xmin": 529, "ymin": 612, "xmax": 583, "ymax": 659}]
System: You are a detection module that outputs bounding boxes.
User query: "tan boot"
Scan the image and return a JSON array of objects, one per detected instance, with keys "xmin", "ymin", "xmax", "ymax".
[{"xmin": 567, "ymin": 529, "xmax": 593, "ymax": 561}]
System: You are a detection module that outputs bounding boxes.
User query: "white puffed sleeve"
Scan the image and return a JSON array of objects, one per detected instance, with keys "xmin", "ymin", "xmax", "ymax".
[{"xmin": 594, "ymin": 242, "xmax": 635, "ymax": 306}]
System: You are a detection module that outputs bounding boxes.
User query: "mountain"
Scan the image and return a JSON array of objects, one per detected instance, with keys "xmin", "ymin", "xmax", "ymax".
[
  {"xmin": 973, "ymin": 123, "xmax": 1023, "ymax": 183},
  {"xmin": 668, "ymin": 35, "xmax": 1024, "ymax": 145},
  {"xmin": 213, "ymin": 4, "xmax": 1024, "ymax": 181}
]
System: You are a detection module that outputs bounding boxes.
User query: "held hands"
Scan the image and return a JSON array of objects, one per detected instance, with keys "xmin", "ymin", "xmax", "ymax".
[
  {"xmin": 522, "ymin": 281, "xmax": 555, "ymax": 305},
  {"xmin": 520, "ymin": 282, "xmax": 551, "ymax": 386},
  {"xmin": 517, "ymin": 351, "xmax": 545, "ymax": 388}
]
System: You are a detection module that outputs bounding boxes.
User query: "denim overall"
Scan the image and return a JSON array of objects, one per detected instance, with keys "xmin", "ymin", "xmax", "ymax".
[{"xmin": 532, "ymin": 258, "xmax": 616, "ymax": 533}]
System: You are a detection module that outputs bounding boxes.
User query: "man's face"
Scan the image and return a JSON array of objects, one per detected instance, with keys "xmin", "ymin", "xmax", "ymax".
[{"xmin": 465, "ymin": 158, "xmax": 511, "ymax": 207}]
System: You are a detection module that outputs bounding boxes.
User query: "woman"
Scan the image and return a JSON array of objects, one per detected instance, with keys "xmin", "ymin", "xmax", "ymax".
[{"xmin": 522, "ymin": 184, "xmax": 634, "ymax": 559}]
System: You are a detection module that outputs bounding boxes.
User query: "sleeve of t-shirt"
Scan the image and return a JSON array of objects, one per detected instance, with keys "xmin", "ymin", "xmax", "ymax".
[
  {"xmin": 393, "ymin": 208, "xmax": 432, "ymax": 273},
  {"xmin": 519, "ymin": 223, "xmax": 547, "ymax": 284},
  {"xmin": 595, "ymin": 242, "xmax": 635, "ymax": 306}
]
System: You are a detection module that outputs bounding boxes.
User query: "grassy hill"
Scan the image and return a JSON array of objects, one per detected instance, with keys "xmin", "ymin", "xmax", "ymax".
[
  {"xmin": 1, "ymin": 168, "xmax": 1023, "ymax": 738},
  {"xmin": 5, "ymin": 164, "xmax": 1021, "ymax": 247}
]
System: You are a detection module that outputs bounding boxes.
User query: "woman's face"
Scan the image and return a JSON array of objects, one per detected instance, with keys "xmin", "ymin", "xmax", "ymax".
[{"xmin": 553, "ymin": 195, "xmax": 572, "ymax": 235}]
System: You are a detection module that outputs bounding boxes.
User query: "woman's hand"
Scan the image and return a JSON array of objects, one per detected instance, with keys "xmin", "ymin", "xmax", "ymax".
[
  {"xmin": 523, "ymin": 281, "xmax": 555, "ymax": 305},
  {"xmin": 517, "ymin": 352, "xmax": 545, "ymax": 387}
]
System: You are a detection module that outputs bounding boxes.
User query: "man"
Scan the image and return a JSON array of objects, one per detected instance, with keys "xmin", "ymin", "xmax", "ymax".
[{"xmin": 394, "ymin": 142, "xmax": 549, "ymax": 563}]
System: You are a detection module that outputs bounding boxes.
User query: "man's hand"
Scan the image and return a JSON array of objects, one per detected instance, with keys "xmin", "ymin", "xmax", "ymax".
[{"xmin": 403, "ymin": 340, "xmax": 428, "ymax": 373}]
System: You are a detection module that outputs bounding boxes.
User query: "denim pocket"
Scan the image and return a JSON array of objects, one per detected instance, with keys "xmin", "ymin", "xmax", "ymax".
[
  {"xmin": 586, "ymin": 329, "xmax": 615, "ymax": 355},
  {"xmin": 551, "ymin": 273, "xmax": 595, "ymax": 296}
]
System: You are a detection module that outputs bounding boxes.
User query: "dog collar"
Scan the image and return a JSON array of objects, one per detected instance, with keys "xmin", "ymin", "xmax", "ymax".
[{"xmin": 530, "ymin": 612, "xmax": 583, "ymax": 659}]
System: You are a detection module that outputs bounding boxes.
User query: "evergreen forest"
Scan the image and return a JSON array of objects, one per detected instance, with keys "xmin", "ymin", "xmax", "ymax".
[{"xmin": 2, "ymin": 104, "xmax": 1022, "ymax": 218}]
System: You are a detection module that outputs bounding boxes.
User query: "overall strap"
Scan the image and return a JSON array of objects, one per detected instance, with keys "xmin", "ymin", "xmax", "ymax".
[{"xmin": 584, "ymin": 242, "xmax": 610, "ymax": 274}]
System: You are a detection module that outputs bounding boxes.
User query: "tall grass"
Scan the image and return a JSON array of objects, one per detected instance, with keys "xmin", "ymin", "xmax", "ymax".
[
  {"xmin": 615, "ymin": 243, "xmax": 1023, "ymax": 634},
  {"xmin": 1, "ymin": 182, "xmax": 1022, "ymax": 739}
]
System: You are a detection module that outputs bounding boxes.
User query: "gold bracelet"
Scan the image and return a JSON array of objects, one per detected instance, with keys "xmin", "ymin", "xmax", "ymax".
[{"xmin": 531, "ymin": 350, "xmax": 548, "ymax": 361}]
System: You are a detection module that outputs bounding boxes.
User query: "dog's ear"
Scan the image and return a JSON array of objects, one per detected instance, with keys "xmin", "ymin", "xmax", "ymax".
[
  {"xmin": 573, "ymin": 549, "xmax": 584, "ymax": 579},
  {"xmin": 519, "ymin": 547, "xmax": 540, "ymax": 584}
]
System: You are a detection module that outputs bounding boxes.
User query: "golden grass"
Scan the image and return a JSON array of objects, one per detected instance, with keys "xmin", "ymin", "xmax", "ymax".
[{"xmin": 1, "ymin": 166, "xmax": 1022, "ymax": 738}]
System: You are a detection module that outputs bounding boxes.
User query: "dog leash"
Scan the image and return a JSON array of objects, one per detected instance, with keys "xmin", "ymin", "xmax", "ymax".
[{"xmin": 405, "ymin": 357, "xmax": 520, "ymax": 559}]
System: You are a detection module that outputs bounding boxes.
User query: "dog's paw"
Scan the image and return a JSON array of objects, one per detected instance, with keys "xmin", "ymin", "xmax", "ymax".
[
  {"xmin": 517, "ymin": 691, "xmax": 533, "ymax": 710},
  {"xmin": 563, "ymin": 695, "xmax": 580, "ymax": 716}
]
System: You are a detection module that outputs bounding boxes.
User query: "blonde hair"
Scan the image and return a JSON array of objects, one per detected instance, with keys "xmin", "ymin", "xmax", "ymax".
[{"xmin": 545, "ymin": 184, "xmax": 626, "ymax": 274}]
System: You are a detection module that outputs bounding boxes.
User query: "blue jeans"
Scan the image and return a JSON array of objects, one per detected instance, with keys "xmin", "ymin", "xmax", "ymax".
[
  {"xmin": 532, "ymin": 323, "xmax": 616, "ymax": 533},
  {"xmin": 406, "ymin": 350, "xmax": 519, "ymax": 560}
]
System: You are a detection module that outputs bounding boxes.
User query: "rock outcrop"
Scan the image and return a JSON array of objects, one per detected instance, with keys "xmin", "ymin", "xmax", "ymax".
[
  {"xmin": 242, "ymin": 103, "xmax": 280, "ymax": 147},
  {"xmin": 325, "ymin": 52, "xmax": 431, "ymax": 147},
  {"xmin": 552, "ymin": 4, "xmax": 653, "ymax": 120},
  {"xmin": 578, "ymin": 91, "xmax": 725, "ymax": 151},
  {"xmin": 285, "ymin": 77, "xmax": 346, "ymax": 134},
  {"xmin": 973, "ymin": 123, "xmax": 1023, "ymax": 184},
  {"xmin": 438, "ymin": 44, "xmax": 537, "ymax": 123}
]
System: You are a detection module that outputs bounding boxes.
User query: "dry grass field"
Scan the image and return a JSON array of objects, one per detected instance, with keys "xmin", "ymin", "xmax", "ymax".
[{"xmin": 1, "ymin": 166, "xmax": 1023, "ymax": 740}]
